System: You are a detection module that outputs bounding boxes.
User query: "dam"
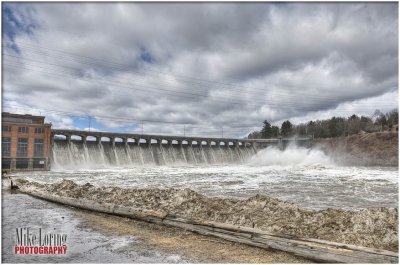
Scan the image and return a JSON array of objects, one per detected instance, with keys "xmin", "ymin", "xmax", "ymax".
[{"xmin": 51, "ymin": 129, "xmax": 313, "ymax": 168}]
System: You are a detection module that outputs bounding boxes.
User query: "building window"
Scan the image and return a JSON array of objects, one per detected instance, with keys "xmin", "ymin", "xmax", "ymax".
[
  {"xmin": 2, "ymin": 137, "xmax": 11, "ymax": 157},
  {"xmin": 34, "ymin": 139, "xmax": 44, "ymax": 157},
  {"xmin": 2, "ymin": 126, "xmax": 11, "ymax": 132},
  {"xmin": 35, "ymin": 127, "xmax": 44, "ymax": 134},
  {"xmin": 18, "ymin": 127, "xmax": 29, "ymax": 133},
  {"xmin": 17, "ymin": 138, "xmax": 28, "ymax": 157}
]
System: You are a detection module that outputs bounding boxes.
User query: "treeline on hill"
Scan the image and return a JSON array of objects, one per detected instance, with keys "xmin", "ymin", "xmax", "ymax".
[{"xmin": 248, "ymin": 109, "xmax": 399, "ymax": 139}]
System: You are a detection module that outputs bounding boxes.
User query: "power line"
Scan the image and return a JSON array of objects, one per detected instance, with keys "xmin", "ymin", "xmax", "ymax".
[
  {"xmin": 3, "ymin": 105, "xmax": 253, "ymax": 137},
  {"xmin": 4, "ymin": 40, "xmax": 279, "ymax": 94},
  {"xmin": 2, "ymin": 103, "xmax": 263, "ymax": 129},
  {"xmin": 3, "ymin": 59, "xmax": 394, "ymax": 112},
  {"xmin": 2, "ymin": 41, "xmax": 396, "ymax": 134},
  {"xmin": 4, "ymin": 59, "xmax": 267, "ymax": 107},
  {"xmin": 4, "ymin": 48, "xmax": 395, "ymax": 108},
  {"xmin": 4, "ymin": 41, "xmax": 396, "ymax": 103},
  {"xmin": 4, "ymin": 103, "xmax": 396, "ymax": 138}
]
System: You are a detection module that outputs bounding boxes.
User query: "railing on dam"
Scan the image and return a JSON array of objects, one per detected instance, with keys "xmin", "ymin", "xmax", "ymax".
[{"xmin": 51, "ymin": 129, "xmax": 313, "ymax": 149}]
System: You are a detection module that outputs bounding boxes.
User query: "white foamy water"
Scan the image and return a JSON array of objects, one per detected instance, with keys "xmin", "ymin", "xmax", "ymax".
[
  {"xmin": 248, "ymin": 145, "xmax": 334, "ymax": 166},
  {"xmin": 13, "ymin": 145, "xmax": 398, "ymax": 210}
]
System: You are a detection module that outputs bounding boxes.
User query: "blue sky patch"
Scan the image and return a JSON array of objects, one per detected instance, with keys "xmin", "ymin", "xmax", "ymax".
[
  {"xmin": 139, "ymin": 47, "xmax": 155, "ymax": 64},
  {"xmin": 72, "ymin": 116, "xmax": 140, "ymax": 133},
  {"xmin": 2, "ymin": 5, "xmax": 37, "ymax": 53}
]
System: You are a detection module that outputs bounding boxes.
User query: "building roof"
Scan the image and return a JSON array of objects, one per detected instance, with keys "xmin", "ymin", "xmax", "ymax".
[{"xmin": 2, "ymin": 112, "xmax": 50, "ymax": 126}]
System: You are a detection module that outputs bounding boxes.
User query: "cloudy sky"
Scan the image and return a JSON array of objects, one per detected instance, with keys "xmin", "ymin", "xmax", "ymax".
[{"xmin": 2, "ymin": 2, "xmax": 398, "ymax": 138}]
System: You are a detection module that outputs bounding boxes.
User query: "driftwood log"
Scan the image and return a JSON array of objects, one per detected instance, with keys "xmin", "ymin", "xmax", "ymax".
[{"xmin": 14, "ymin": 184, "xmax": 398, "ymax": 263}]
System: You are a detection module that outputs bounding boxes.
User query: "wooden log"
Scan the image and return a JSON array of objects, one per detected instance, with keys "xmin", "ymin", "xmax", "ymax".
[
  {"xmin": 14, "ymin": 185, "xmax": 398, "ymax": 263},
  {"xmin": 164, "ymin": 216, "xmax": 398, "ymax": 263},
  {"xmin": 24, "ymin": 189, "xmax": 167, "ymax": 222},
  {"xmin": 166, "ymin": 215, "xmax": 398, "ymax": 259}
]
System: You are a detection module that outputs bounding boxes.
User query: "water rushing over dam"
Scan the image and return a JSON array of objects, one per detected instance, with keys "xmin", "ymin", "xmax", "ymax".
[
  {"xmin": 50, "ymin": 129, "xmax": 313, "ymax": 169},
  {"xmin": 52, "ymin": 140, "xmax": 257, "ymax": 169},
  {"xmin": 22, "ymin": 142, "xmax": 395, "ymax": 210},
  {"xmin": 22, "ymin": 133, "xmax": 396, "ymax": 211}
]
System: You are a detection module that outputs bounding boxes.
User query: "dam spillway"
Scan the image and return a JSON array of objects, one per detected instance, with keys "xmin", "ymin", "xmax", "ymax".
[
  {"xmin": 50, "ymin": 129, "xmax": 313, "ymax": 169},
  {"xmin": 51, "ymin": 140, "xmax": 257, "ymax": 169}
]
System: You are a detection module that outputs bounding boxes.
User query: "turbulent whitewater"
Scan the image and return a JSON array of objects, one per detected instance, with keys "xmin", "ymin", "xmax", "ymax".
[{"xmin": 13, "ymin": 141, "xmax": 398, "ymax": 210}]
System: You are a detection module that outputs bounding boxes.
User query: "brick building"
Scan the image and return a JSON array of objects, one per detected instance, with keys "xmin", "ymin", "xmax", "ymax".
[{"xmin": 2, "ymin": 112, "xmax": 52, "ymax": 171}]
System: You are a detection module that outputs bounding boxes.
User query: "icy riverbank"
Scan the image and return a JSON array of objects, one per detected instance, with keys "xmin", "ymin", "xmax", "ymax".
[{"xmin": 14, "ymin": 179, "xmax": 398, "ymax": 252}]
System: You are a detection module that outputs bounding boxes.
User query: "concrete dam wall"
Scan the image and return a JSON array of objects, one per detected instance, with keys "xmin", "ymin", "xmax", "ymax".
[{"xmin": 52, "ymin": 140, "xmax": 257, "ymax": 169}]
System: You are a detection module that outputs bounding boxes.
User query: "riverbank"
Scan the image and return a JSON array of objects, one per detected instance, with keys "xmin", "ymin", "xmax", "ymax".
[
  {"xmin": 13, "ymin": 179, "xmax": 398, "ymax": 252},
  {"xmin": 314, "ymin": 132, "xmax": 398, "ymax": 167},
  {"xmin": 2, "ymin": 190, "xmax": 310, "ymax": 263}
]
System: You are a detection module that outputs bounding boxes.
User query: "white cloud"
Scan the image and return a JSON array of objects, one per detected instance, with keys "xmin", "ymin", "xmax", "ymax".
[
  {"xmin": 278, "ymin": 90, "xmax": 399, "ymax": 125},
  {"xmin": 2, "ymin": 2, "xmax": 398, "ymax": 138}
]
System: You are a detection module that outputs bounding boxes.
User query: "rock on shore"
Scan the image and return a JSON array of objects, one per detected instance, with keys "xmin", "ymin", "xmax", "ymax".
[{"xmin": 314, "ymin": 132, "xmax": 398, "ymax": 167}]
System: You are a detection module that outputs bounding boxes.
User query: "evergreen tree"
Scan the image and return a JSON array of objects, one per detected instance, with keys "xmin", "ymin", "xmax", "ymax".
[
  {"xmin": 271, "ymin": 126, "xmax": 280, "ymax": 138},
  {"xmin": 280, "ymin": 120, "xmax": 293, "ymax": 137},
  {"xmin": 261, "ymin": 120, "xmax": 272, "ymax": 138}
]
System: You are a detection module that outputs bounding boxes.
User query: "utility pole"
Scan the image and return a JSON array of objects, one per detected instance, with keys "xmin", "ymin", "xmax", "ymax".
[
  {"xmin": 184, "ymin": 125, "xmax": 186, "ymax": 137},
  {"xmin": 141, "ymin": 120, "xmax": 144, "ymax": 135},
  {"xmin": 221, "ymin": 127, "xmax": 224, "ymax": 138},
  {"xmin": 88, "ymin": 116, "xmax": 92, "ymax": 132}
]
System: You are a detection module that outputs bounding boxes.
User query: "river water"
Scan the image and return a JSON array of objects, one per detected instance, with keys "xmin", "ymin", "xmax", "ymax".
[{"xmin": 12, "ymin": 146, "xmax": 398, "ymax": 210}]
